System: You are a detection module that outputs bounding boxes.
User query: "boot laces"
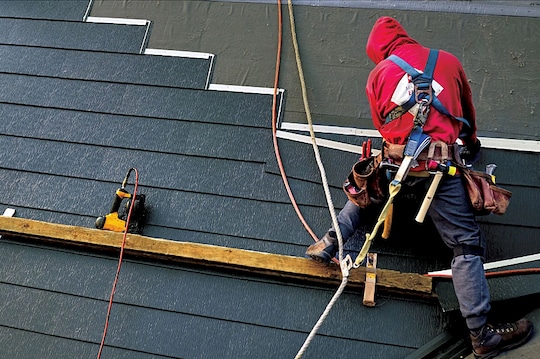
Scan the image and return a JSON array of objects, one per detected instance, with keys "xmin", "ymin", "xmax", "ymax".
[{"xmin": 490, "ymin": 322, "xmax": 517, "ymax": 334}]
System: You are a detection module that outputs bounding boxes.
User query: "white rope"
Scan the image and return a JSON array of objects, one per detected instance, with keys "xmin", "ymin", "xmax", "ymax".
[
  {"xmin": 286, "ymin": 1, "xmax": 351, "ymax": 357},
  {"xmin": 294, "ymin": 277, "xmax": 349, "ymax": 359},
  {"xmin": 286, "ymin": 0, "xmax": 345, "ymax": 264}
]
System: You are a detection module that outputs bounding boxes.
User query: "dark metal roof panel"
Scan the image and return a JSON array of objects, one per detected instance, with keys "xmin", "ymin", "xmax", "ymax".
[
  {"xmin": 0, "ymin": 73, "xmax": 280, "ymax": 128},
  {"xmin": 0, "ymin": 17, "xmax": 147, "ymax": 53},
  {"xmin": 0, "ymin": 1, "xmax": 537, "ymax": 358},
  {"xmin": 0, "ymin": 44, "xmax": 213, "ymax": 89},
  {"xmin": 0, "ymin": 104, "xmax": 266, "ymax": 162},
  {"xmin": 0, "ymin": 0, "xmax": 89, "ymax": 21},
  {"xmin": 0, "ymin": 239, "xmax": 445, "ymax": 358}
]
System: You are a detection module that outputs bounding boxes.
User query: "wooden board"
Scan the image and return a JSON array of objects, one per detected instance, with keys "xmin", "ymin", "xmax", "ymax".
[{"xmin": 0, "ymin": 216, "xmax": 432, "ymax": 295}]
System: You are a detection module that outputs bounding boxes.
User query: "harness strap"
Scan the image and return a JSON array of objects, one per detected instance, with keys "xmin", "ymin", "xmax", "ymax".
[{"xmin": 386, "ymin": 50, "xmax": 471, "ymax": 129}]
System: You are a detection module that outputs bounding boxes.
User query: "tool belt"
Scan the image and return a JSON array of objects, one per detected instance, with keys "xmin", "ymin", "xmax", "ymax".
[
  {"xmin": 382, "ymin": 141, "xmax": 460, "ymax": 165},
  {"xmin": 383, "ymin": 141, "xmax": 512, "ymax": 216},
  {"xmin": 344, "ymin": 141, "xmax": 459, "ymax": 208}
]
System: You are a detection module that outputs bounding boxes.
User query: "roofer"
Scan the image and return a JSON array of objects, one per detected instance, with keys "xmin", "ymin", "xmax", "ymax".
[{"xmin": 306, "ymin": 16, "xmax": 533, "ymax": 358}]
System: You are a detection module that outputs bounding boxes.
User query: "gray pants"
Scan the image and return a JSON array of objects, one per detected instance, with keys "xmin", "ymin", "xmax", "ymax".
[{"xmin": 331, "ymin": 174, "xmax": 489, "ymax": 330}]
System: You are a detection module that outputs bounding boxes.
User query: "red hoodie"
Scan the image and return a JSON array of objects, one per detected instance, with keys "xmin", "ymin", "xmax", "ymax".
[{"xmin": 365, "ymin": 16, "xmax": 477, "ymax": 146}]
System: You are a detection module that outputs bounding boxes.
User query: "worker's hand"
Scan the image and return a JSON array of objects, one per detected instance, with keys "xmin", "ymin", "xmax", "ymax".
[{"xmin": 459, "ymin": 138, "xmax": 481, "ymax": 164}]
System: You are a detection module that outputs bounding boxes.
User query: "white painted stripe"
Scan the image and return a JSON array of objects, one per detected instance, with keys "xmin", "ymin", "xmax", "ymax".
[
  {"xmin": 85, "ymin": 16, "xmax": 149, "ymax": 26},
  {"xmin": 280, "ymin": 122, "xmax": 540, "ymax": 153},
  {"xmin": 428, "ymin": 253, "xmax": 540, "ymax": 277},
  {"xmin": 276, "ymin": 130, "xmax": 381, "ymax": 156},
  {"xmin": 144, "ymin": 48, "xmax": 214, "ymax": 60},
  {"xmin": 209, "ymin": 84, "xmax": 284, "ymax": 95}
]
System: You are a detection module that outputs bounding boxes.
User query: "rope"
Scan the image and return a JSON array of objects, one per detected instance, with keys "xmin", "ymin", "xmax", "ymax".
[
  {"xmin": 294, "ymin": 276, "xmax": 349, "ymax": 359},
  {"xmin": 96, "ymin": 168, "xmax": 139, "ymax": 359},
  {"xmin": 282, "ymin": 1, "xmax": 351, "ymax": 357}
]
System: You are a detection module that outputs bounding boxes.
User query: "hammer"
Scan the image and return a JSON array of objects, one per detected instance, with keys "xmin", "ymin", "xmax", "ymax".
[{"xmin": 415, "ymin": 142, "xmax": 456, "ymax": 223}]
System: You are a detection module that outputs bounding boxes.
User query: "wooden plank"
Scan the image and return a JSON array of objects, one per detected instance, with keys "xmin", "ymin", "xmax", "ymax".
[{"xmin": 0, "ymin": 216, "xmax": 432, "ymax": 295}]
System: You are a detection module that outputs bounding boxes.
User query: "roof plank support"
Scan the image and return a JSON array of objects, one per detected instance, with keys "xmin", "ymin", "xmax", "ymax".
[{"xmin": 0, "ymin": 216, "xmax": 432, "ymax": 295}]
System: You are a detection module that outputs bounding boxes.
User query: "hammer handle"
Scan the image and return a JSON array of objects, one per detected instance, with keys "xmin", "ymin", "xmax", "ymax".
[{"xmin": 415, "ymin": 171, "xmax": 443, "ymax": 223}]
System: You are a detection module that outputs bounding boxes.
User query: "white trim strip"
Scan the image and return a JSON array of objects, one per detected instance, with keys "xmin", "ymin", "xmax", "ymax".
[
  {"xmin": 276, "ymin": 130, "xmax": 381, "ymax": 156},
  {"xmin": 205, "ymin": 56, "xmax": 215, "ymax": 90},
  {"xmin": 144, "ymin": 48, "xmax": 214, "ymax": 60},
  {"xmin": 427, "ymin": 269, "xmax": 452, "ymax": 277},
  {"xmin": 280, "ymin": 122, "xmax": 381, "ymax": 138},
  {"xmin": 280, "ymin": 122, "xmax": 540, "ymax": 153},
  {"xmin": 428, "ymin": 253, "xmax": 540, "ymax": 277},
  {"xmin": 83, "ymin": 0, "xmax": 94, "ymax": 21},
  {"xmin": 209, "ymin": 84, "xmax": 284, "ymax": 95},
  {"xmin": 2, "ymin": 208, "xmax": 15, "ymax": 217},
  {"xmin": 477, "ymin": 136, "xmax": 540, "ymax": 153},
  {"xmin": 85, "ymin": 16, "xmax": 149, "ymax": 26},
  {"xmin": 0, "ymin": 208, "xmax": 15, "ymax": 239}
]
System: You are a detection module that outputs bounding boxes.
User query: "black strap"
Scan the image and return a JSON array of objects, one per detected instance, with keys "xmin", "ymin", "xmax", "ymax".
[{"xmin": 453, "ymin": 244, "xmax": 485, "ymax": 260}]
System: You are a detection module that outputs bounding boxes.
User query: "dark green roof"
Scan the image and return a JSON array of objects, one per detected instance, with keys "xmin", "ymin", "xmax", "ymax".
[{"xmin": 0, "ymin": 1, "xmax": 538, "ymax": 358}]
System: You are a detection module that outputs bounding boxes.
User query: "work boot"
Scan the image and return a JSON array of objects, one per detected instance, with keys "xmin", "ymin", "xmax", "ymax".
[
  {"xmin": 470, "ymin": 318, "xmax": 534, "ymax": 359},
  {"xmin": 306, "ymin": 233, "xmax": 337, "ymax": 264}
]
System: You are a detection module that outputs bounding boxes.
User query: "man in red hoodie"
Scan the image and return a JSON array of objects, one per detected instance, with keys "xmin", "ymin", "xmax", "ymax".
[{"xmin": 307, "ymin": 16, "xmax": 533, "ymax": 358}]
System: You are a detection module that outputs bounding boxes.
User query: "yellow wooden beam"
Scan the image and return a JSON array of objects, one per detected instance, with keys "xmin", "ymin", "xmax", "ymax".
[{"xmin": 0, "ymin": 216, "xmax": 432, "ymax": 295}]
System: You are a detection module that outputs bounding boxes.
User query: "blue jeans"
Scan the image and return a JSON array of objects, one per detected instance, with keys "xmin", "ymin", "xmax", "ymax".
[{"xmin": 330, "ymin": 174, "xmax": 490, "ymax": 330}]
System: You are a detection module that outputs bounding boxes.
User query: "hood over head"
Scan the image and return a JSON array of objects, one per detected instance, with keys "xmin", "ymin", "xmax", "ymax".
[{"xmin": 366, "ymin": 16, "xmax": 419, "ymax": 64}]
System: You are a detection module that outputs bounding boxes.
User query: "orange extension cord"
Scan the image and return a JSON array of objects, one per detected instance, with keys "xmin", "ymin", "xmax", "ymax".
[
  {"xmin": 96, "ymin": 168, "xmax": 139, "ymax": 359},
  {"xmin": 272, "ymin": 0, "xmax": 318, "ymax": 243}
]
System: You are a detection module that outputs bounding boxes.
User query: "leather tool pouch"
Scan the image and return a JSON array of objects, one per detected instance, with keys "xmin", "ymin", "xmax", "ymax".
[
  {"xmin": 462, "ymin": 169, "xmax": 512, "ymax": 216},
  {"xmin": 343, "ymin": 153, "xmax": 387, "ymax": 208}
]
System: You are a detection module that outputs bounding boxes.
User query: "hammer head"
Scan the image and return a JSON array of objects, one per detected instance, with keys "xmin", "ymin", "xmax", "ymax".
[{"xmin": 485, "ymin": 163, "xmax": 497, "ymax": 176}]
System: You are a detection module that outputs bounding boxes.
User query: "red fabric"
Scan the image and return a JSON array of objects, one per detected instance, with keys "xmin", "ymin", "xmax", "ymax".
[{"xmin": 365, "ymin": 16, "xmax": 477, "ymax": 146}]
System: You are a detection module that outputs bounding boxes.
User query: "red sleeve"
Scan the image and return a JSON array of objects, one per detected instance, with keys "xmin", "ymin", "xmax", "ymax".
[{"xmin": 458, "ymin": 65, "xmax": 478, "ymax": 144}]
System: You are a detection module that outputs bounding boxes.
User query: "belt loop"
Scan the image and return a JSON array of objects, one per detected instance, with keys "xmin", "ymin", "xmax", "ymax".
[{"xmin": 426, "ymin": 141, "xmax": 448, "ymax": 169}]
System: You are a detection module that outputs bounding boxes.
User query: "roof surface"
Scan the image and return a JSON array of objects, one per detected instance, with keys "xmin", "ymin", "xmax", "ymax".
[{"xmin": 0, "ymin": 1, "xmax": 538, "ymax": 358}]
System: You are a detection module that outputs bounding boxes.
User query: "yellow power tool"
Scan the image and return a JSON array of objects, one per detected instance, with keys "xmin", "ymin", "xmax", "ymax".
[{"xmin": 95, "ymin": 169, "xmax": 146, "ymax": 234}]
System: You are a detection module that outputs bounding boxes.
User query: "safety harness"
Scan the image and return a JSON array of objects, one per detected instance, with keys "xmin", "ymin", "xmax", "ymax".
[
  {"xmin": 386, "ymin": 49, "xmax": 471, "ymax": 131},
  {"xmin": 353, "ymin": 49, "xmax": 473, "ymax": 268}
]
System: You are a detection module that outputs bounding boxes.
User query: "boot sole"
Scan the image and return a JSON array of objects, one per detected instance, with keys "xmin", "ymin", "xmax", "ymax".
[
  {"xmin": 473, "ymin": 326, "xmax": 534, "ymax": 359},
  {"xmin": 306, "ymin": 251, "xmax": 333, "ymax": 264}
]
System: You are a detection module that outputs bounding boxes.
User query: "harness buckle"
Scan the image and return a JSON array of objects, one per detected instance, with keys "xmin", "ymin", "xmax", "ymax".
[{"xmin": 415, "ymin": 82, "xmax": 433, "ymax": 106}]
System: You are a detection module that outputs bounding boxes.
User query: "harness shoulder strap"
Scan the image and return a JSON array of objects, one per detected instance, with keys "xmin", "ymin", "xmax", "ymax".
[
  {"xmin": 417, "ymin": 49, "xmax": 438, "ymax": 85},
  {"xmin": 386, "ymin": 49, "xmax": 471, "ymax": 129}
]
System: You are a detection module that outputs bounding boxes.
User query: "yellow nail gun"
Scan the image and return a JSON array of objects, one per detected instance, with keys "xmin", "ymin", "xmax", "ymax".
[{"xmin": 95, "ymin": 168, "xmax": 146, "ymax": 234}]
